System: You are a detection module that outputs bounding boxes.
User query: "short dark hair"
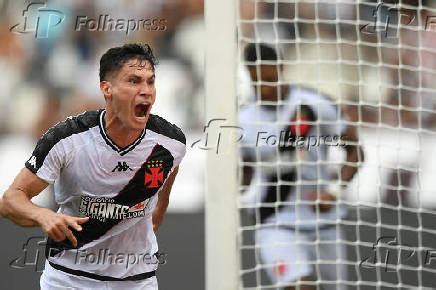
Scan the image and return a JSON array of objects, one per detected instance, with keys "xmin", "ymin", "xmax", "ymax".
[
  {"xmin": 99, "ymin": 43, "xmax": 157, "ymax": 81},
  {"xmin": 244, "ymin": 43, "xmax": 278, "ymax": 63}
]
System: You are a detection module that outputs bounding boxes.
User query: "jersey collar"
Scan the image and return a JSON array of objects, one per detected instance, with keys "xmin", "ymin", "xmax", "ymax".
[{"xmin": 98, "ymin": 109, "xmax": 146, "ymax": 156}]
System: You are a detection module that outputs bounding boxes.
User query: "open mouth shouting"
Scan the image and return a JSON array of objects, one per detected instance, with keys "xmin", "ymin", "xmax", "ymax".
[{"xmin": 134, "ymin": 102, "xmax": 150, "ymax": 118}]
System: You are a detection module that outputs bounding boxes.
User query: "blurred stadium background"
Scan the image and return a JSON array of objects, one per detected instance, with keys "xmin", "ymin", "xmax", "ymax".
[{"xmin": 1, "ymin": 0, "xmax": 436, "ymax": 289}]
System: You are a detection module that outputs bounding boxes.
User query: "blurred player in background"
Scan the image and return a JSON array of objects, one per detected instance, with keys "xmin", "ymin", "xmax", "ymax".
[
  {"xmin": 240, "ymin": 43, "xmax": 364, "ymax": 290},
  {"xmin": 0, "ymin": 43, "xmax": 186, "ymax": 290}
]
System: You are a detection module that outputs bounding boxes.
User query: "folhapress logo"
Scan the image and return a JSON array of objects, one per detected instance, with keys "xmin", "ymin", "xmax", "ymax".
[
  {"xmin": 9, "ymin": 236, "xmax": 47, "ymax": 272},
  {"xmin": 10, "ymin": 2, "xmax": 65, "ymax": 38}
]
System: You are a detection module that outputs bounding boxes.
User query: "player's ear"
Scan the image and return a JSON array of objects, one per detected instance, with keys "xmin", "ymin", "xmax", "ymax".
[{"xmin": 100, "ymin": 81, "xmax": 112, "ymax": 101}]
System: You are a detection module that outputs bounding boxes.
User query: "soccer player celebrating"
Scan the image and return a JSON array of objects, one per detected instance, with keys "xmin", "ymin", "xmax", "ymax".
[
  {"xmin": 0, "ymin": 43, "xmax": 186, "ymax": 289},
  {"xmin": 240, "ymin": 43, "xmax": 364, "ymax": 290}
]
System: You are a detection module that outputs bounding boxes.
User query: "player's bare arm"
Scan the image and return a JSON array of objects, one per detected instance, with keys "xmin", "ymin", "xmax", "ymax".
[
  {"xmin": 0, "ymin": 168, "xmax": 48, "ymax": 227},
  {"xmin": 340, "ymin": 123, "xmax": 364, "ymax": 182},
  {"xmin": 310, "ymin": 115, "xmax": 365, "ymax": 213},
  {"xmin": 152, "ymin": 166, "xmax": 179, "ymax": 231},
  {"xmin": 1, "ymin": 167, "xmax": 88, "ymax": 247}
]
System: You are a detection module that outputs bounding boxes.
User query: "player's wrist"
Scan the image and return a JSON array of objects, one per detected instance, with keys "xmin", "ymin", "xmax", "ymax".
[
  {"xmin": 328, "ymin": 179, "xmax": 347, "ymax": 198},
  {"xmin": 31, "ymin": 207, "xmax": 52, "ymax": 225}
]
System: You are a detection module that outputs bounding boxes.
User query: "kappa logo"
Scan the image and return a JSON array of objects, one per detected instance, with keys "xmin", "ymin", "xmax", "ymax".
[
  {"xmin": 28, "ymin": 156, "xmax": 37, "ymax": 168},
  {"xmin": 144, "ymin": 160, "xmax": 164, "ymax": 188},
  {"xmin": 112, "ymin": 161, "xmax": 133, "ymax": 172}
]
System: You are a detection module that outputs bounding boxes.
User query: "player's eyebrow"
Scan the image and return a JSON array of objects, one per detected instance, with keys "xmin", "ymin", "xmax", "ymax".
[
  {"xmin": 126, "ymin": 74, "xmax": 143, "ymax": 80},
  {"xmin": 124, "ymin": 73, "xmax": 155, "ymax": 83}
]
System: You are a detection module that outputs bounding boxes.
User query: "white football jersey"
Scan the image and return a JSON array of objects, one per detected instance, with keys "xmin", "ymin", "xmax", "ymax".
[
  {"xmin": 240, "ymin": 86, "xmax": 347, "ymax": 230},
  {"xmin": 25, "ymin": 109, "xmax": 186, "ymax": 280}
]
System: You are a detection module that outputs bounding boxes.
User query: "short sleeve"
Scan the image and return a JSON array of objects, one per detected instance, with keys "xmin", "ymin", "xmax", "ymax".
[
  {"xmin": 317, "ymin": 103, "xmax": 348, "ymax": 136},
  {"xmin": 173, "ymin": 141, "xmax": 186, "ymax": 168},
  {"xmin": 25, "ymin": 128, "xmax": 66, "ymax": 184},
  {"xmin": 169, "ymin": 126, "xmax": 186, "ymax": 168},
  {"xmin": 289, "ymin": 87, "xmax": 348, "ymax": 136},
  {"xmin": 302, "ymin": 97, "xmax": 347, "ymax": 136}
]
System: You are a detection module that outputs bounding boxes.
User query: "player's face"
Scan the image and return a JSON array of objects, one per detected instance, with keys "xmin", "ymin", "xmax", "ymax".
[
  {"xmin": 106, "ymin": 59, "xmax": 156, "ymax": 131},
  {"xmin": 248, "ymin": 65, "xmax": 280, "ymax": 102}
]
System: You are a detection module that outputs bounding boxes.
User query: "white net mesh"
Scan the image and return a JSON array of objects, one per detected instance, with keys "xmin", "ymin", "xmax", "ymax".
[{"xmin": 236, "ymin": 1, "xmax": 436, "ymax": 289}]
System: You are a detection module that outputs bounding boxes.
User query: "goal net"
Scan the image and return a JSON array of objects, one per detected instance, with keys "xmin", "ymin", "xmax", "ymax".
[{"xmin": 234, "ymin": 0, "xmax": 436, "ymax": 289}]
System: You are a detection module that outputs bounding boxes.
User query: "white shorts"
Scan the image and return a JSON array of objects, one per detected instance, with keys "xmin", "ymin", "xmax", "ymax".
[
  {"xmin": 255, "ymin": 226, "xmax": 347, "ymax": 290},
  {"xmin": 40, "ymin": 261, "xmax": 158, "ymax": 290}
]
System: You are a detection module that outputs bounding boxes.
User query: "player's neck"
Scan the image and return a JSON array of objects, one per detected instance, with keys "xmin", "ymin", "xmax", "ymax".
[
  {"xmin": 103, "ymin": 110, "xmax": 144, "ymax": 148},
  {"xmin": 261, "ymin": 85, "xmax": 290, "ymax": 108}
]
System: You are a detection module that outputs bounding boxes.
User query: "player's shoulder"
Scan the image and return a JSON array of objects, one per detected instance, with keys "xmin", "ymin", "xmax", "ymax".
[
  {"xmin": 146, "ymin": 114, "xmax": 186, "ymax": 145},
  {"xmin": 26, "ymin": 110, "xmax": 100, "ymax": 173},
  {"xmin": 289, "ymin": 85, "xmax": 336, "ymax": 105},
  {"xmin": 41, "ymin": 110, "xmax": 100, "ymax": 144},
  {"xmin": 289, "ymin": 86, "xmax": 339, "ymax": 115}
]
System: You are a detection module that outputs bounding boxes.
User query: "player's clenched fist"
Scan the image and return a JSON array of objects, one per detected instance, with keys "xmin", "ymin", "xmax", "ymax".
[
  {"xmin": 34, "ymin": 208, "xmax": 89, "ymax": 248},
  {"xmin": 307, "ymin": 191, "xmax": 337, "ymax": 213}
]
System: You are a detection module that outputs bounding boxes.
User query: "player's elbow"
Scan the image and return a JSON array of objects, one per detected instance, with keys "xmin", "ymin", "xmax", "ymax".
[
  {"xmin": 1, "ymin": 191, "xmax": 12, "ymax": 218},
  {"xmin": 1, "ymin": 187, "xmax": 23, "ymax": 218},
  {"xmin": 0, "ymin": 197, "xmax": 6, "ymax": 218}
]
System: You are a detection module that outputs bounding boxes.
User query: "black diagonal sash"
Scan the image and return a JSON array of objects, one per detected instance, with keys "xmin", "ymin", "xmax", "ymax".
[{"xmin": 46, "ymin": 144, "xmax": 174, "ymax": 257}]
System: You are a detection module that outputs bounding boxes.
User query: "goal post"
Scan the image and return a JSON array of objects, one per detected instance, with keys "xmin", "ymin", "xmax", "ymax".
[{"xmin": 204, "ymin": 0, "xmax": 240, "ymax": 289}]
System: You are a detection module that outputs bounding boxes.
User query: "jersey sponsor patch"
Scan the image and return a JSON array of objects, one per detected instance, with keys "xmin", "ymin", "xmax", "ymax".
[{"xmin": 79, "ymin": 195, "xmax": 150, "ymax": 222}]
